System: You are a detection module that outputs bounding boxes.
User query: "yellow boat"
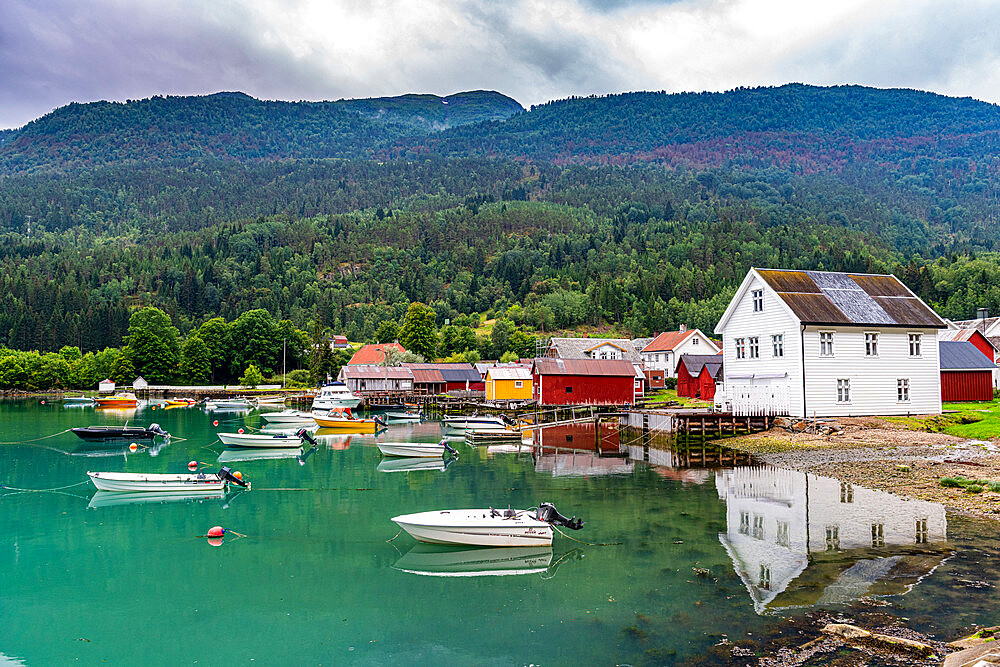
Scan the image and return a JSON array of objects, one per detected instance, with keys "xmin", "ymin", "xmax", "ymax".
[
  {"xmin": 95, "ymin": 392, "xmax": 139, "ymax": 407},
  {"xmin": 164, "ymin": 398, "xmax": 195, "ymax": 407},
  {"xmin": 312, "ymin": 413, "xmax": 385, "ymax": 433}
]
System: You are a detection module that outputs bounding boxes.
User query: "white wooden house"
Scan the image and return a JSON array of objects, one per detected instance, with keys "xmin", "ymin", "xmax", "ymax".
[
  {"xmin": 640, "ymin": 326, "xmax": 721, "ymax": 378},
  {"xmin": 714, "ymin": 268, "xmax": 947, "ymax": 418},
  {"xmin": 544, "ymin": 337, "xmax": 642, "ymax": 362},
  {"xmin": 98, "ymin": 378, "xmax": 115, "ymax": 394},
  {"xmin": 132, "ymin": 376, "xmax": 148, "ymax": 391}
]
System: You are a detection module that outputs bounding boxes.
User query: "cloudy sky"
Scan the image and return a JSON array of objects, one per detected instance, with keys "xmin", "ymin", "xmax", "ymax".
[{"xmin": 2, "ymin": 0, "xmax": 999, "ymax": 129}]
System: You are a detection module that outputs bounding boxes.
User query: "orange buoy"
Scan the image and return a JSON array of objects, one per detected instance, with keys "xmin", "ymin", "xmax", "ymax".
[
  {"xmin": 237, "ymin": 428, "xmax": 244, "ymax": 434},
  {"xmin": 207, "ymin": 536, "xmax": 224, "ymax": 547},
  {"xmin": 233, "ymin": 471, "xmax": 243, "ymax": 480},
  {"xmin": 151, "ymin": 405, "xmax": 156, "ymax": 410},
  {"xmin": 207, "ymin": 526, "xmax": 225, "ymax": 537},
  {"xmin": 212, "ymin": 420, "xmax": 219, "ymax": 426},
  {"xmin": 129, "ymin": 443, "xmax": 138, "ymax": 452},
  {"xmin": 188, "ymin": 460, "xmax": 198, "ymax": 470}
]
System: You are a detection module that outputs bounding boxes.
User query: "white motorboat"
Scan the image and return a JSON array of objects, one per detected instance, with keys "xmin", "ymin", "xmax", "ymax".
[
  {"xmin": 259, "ymin": 409, "xmax": 319, "ymax": 425},
  {"xmin": 390, "ymin": 503, "xmax": 584, "ymax": 547},
  {"xmin": 311, "ymin": 382, "xmax": 362, "ymax": 411},
  {"xmin": 385, "ymin": 411, "xmax": 423, "ymax": 422},
  {"xmin": 63, "ymin": 395, "xmax": 95, "ymax": 404},
  {"xmin": 87, "ymin": 468, "xmax": 248, "ymax": 492},
  {"xmin": 393, "ymin": 544, "xmax": 553, "ymax": 577},
  {"xmin": 218, "ymin": 431, "xmax": 308, "ymax": 448},
  {"xmin": 254, "ymin": 395, "xmax": 289, "ymax": 405},
  {"xmin": 442, "ymin": 415, "xmax": 509, "ymax": 430},
  {"xmin": 377, "ymin": 440, "xmax": 459, "ymax": 458},
  {"xmin": 206, "ymin": 398, "xmax": 252, "ymax": 409}
]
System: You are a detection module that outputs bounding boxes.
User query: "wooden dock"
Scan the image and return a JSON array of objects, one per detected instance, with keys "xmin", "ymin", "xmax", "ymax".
[{"xmin": 465, "ymin": 428, "xmax": 525, "ymax": 445}]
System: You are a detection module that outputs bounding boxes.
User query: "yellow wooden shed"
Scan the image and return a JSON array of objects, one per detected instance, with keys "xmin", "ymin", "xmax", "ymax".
[{"xmin": 485, "ymin": 366, "xmax": 533, "ymax": 401}]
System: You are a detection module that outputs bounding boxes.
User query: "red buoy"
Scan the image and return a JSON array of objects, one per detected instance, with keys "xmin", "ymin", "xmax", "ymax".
[
  {"xmin": 129, "ymin": 443, "xmax": 138, "ymax": 452},
  {"xmin": 207, "ymin": 536, "xmax": 224, "ymax": 547},
  {"xmin": 212, "ymin": 420, "xmax": 219, "ymax": 426},
  {"xmin": 188, "ymin": 460, "xmax": 198, "ymax": 470},
  {"xmin": 40, "ymin": 400, "xmax": 46, "ymax": 405},
  {"xmin": 237, "ymin": 428, "xmax": 244, "ymax": 434},
  {"xmin": 207, "ymin": 526, "xmax": 225, "ymax": 537}
]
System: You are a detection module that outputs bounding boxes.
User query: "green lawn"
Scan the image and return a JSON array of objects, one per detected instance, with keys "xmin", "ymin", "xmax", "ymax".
[
  {"xmin": 887, "ymin": 399, "xmax": 1000, "ymax": 439},
  {"xmin": 644, "ymin": 388, "xmax": 713, "ymax": 408}
]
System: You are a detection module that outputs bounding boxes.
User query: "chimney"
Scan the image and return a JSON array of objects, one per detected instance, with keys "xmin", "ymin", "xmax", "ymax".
[
  {"xmin": 978, "ymin": 309, "xmax": 990, "ymax": 333},
  {"xmin": 679, "ymin": 323, "xmax": 687, "ymax": 332}
]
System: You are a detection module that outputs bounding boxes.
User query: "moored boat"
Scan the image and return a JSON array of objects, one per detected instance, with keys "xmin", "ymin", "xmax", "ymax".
[
  {"xmin": 63, "ymin": 395, "xmax": 95, "ymax": 404},
  {"xmin": 260, "ymin": 409, "xmax": 319, "ymax": 425},
  {"xmin": 442, "ymin": 415, "xmax": 510, "ymax": 430},
  {"xmin": 95, "ymin": 392, "xmax": 139, "ymax": 408},
  {"xmin": 72, "ymin": 423, "xmax": 169, "ymax": 441},
  {"xmin": 385, "ymin": 411, "xmax": 423, "ymax": 422},
  {"xmin": 311, "ymin": 382, "xmax": 362, "ymax": 411},
  {"xmin": 390, "ymin": 503, "xmax": 584, "ymax": 547},
  {"xmin": 87, "ymin": 467, "xmax": 248, "ymax": 492},
  {"xmin": 205, "ymin": 398, "xmax": 252, "ymax": 409},
  {"xmin": 218, "ymin": 429, "xmax": 318, "ymax": 448},
  {"xmin": 376, "ymin": 440, "xmax": 458, "ymax": 458},
  {"xmin": 164, "ymin": 398, "xmax": 196, "ymax": 407},
  {"xmin": 313, "ymin": 412, "xmax": 385, "ymax": 432}
]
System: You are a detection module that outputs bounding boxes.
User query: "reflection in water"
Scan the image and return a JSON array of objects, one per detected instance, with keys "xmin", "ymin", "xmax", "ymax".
[
  {"xmin": 716, "ymin": 467, "xmax": 948, "ymax": 614},
  {"xmin": 393, "ymin": 544, "xmax": 554, "ymax": 577},
  {"xmin": 70, "ymin": 439, "xmax": 169, "ymax": 458},
  {"xmin": 217, "ymin": 447, "xmax": 303, "ymax": 463},
  {"xmin": 312, "ymin": 431, "xmax": 354, "ymax": 450},
  {"xmin": 529, "ymin": 423, "xmax": 633, "ymax": 477},
  {"xmin": 87, "ymin": 489, "xmax": 227, "ymax": 509},
  {"xmin": 377, "ymin": 457, "xmax": 454, "ymax": 473}
]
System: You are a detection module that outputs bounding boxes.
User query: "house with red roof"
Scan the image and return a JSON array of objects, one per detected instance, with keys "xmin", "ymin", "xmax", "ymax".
[
  {"xmin": 640, "ymin": 326, "xmax": 721, "ymax": 378},
  {"xmin": 347, "ymin": 342, "xmax": 406, "ymax": 365}
]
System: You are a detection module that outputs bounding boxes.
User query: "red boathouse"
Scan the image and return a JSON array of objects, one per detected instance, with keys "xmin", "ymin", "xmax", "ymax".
[
  {"xmin": 676, "ymin": 354, "xmax": 723, "ymax": 400},
  {"xmin": 531, "ymin": 358, "xmax": 637, "ymax": 407},
  {"xmin": 939, "ymin": 341, "xmax": 997, "ymax": 402}
]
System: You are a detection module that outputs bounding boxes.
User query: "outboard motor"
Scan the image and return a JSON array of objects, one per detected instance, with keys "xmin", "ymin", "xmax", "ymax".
[
  {"xmin": 537, "ymin": 502, "xmax": 584, "ymax": 530},
  {"xmin": 295, "ymin": 428, "xmax": 319, "ymax": 447},
  {"xmin": 439, "ymin": 439, "xmax": 458, "ymax": 457},
  {"xmin": 149, "ymin": 423, "xmax": 169, "ymax": 437},
  {"xmin": 217, "ymin": 466, "xmax": 249, "ymax": 488}
]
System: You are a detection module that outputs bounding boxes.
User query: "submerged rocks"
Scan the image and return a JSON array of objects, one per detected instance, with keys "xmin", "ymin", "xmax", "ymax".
[{"xmin": 821, "ymin": 622, "xmax": 936, "ymax": 657}]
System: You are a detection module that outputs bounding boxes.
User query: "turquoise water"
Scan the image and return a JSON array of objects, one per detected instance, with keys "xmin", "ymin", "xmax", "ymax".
[{"xmin": 0, "ymin": 400, "xmax": 998, "ymax": 665}]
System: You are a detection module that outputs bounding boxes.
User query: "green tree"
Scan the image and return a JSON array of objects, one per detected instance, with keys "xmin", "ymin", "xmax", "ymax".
[
  {"xmin": 58, "ymin": 346, "xmax": 83, "ymax": 363},
  {"xmin": 180, "ymin": 336, "xmax": 211, "ymax": 384},
  {"xmin": 399, "ymin": 302, "xmax": 437, "ymax": 359},
  {"xmin": 499, "ymin": 350, "xmax": 519, "ymax": 363},
  {"xmin": 508, "ymin": 329, "xmax": 535, "ymax": 358},
  {"xmin": 240, "ymin": 364, "xmax": 264, "ymax": 388},
  {"xmin": 111, "ymin": 350, "xmax": 136, "ymax": 385},
  {"xmin": 308, "ymin": 322, "xmax": 336, "ymax": 385},
  {"xmin": 490, "ymin": 317, "xmax": 516, "ymax": 358},
  {"xmin": 125, "ymin": 307, "xmax": 180, "ymax": 383},
  {"xmin": 374, "ymin": 320, "xmax": 399, "ymax": 344},
  {"xmin": 231, "ymin": 309, "xmax": 280, "ymax": 375},
  {"xmin": 0, "ymin": 356, "xmax": 26, "ymax": 389},
  {"xmin": 197, "ymin": 317, "xmax": 232, "ymax": 383}
]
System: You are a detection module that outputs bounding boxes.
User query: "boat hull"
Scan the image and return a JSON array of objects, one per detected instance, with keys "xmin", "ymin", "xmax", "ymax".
[
  {"xmin": 72, "ymin": 427, "xmax": 163, "ymax": 441},
  {"xmin": 260, "ymin": 410, "xmax": 317, "ymax": 424},
  {"xmin": 377, "ymin": 443, "xmax": 448, "ymax": 458},
  {"xmin": 442, "ymin": 417, "xmax": 508, "ymax": 430},
  {"xmin": 94, "ymin": 398, "xmax": 138, "ymax": 407},
  {"xmin": 218, "ymin": 432, "xmax": 303, "ymax": 448},
  {"xmin": 391, "ymin": 509, "xmax": 554, "ymax": 547},
  {"xmin": 206, "ymin": 400, "xmax": 251, "ymax": 409},
  {"xmin": 312, "ymin": 416, "xmax": 382, "ymax": 432},
  {"xmin": 87, "ymin": 471, "xmax": 226, "ymax": 492}
]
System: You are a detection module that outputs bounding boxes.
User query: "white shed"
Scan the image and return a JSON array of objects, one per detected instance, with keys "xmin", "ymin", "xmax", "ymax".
[
  {"xmin": 132, "ymin": 376, "xmax": 148, "ymax": 390},
  {"xmin": 98, "ymin": 378, "xmax": 115, "ymax": 393}
]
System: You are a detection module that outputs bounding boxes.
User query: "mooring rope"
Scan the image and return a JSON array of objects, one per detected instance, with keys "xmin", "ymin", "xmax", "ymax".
[
  {"xmin": 552, "ymin": 524, "xmax": 622, "ymax": 547},
  {"xmin": 0, "ymin": 428, "xmax": 72, "ymax": 445},
  {"xmin": 0, "ymin": 479, "xmax": 90, "ymax": 492},
  {"xmin": 385, "ymin": 528, "xmax": 402, "ymax": 543}
]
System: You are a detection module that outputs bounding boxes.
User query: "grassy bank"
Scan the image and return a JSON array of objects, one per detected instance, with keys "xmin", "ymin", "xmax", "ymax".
[{"xmin": 885, "ymin": 399, "xmax": 1000, "ymax": 439}]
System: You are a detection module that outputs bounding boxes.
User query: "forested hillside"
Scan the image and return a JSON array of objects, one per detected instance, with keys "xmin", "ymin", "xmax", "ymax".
[{"xmin": 0, "ymin": 84, "xmax": 999, "ymax": 358}]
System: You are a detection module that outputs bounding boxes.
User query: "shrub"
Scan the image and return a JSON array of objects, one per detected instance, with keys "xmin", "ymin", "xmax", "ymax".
[
  {"xmin": 940, "ymin": 477, "xmax": 964, "ymax": 488},
  {"xmin": 665, "ymin": 377, "xmax": 677, "ymax": 390}
]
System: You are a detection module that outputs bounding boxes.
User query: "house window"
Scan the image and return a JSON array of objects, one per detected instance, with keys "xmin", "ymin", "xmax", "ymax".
[
  {"xmin": 908, "ymin": 333, "xmax": 922, "ymax": 357},
  {"xmin": 600, "ymin": 351, "xmax": 608, "ymax": 359},
  {"xmin": 825, "ymin": 525, "xmax": 840, "ymax": 551},
  {"xmin": 735, "ymin": 338, "xmax": 746, "ymax": 359},
  {"xmin": 514, "ymin": 380, "xmax": 523, "ymax": 389},
  {"xmin": 692, "ymin": 338, "xmax": 699, "ymax": 345},
  {"xmin": 752, "ymin": 289, "xmax": 764, "ymax": 312},
  {"xmin": 872, "ymin": 523, "xmax": 885, "ymax": 548},
  {"xmin": 819, "ymin": 331, "xmax": 834, "ymax": 356},
  {"xmin": 897, "ymin": 378, "xmax": 910, "ymax": 402},
  {"xmin": 752, "ymin": 514, "xmax": 764, "ymax": 540},
  {"xmin": 916, "ymin": 518, "xmax": 928, "ymax": 544},
  {"xmin": 840, "ymin": 482, "xmax": 854, "ymax": 503},
  {"xmin": 836, "ymin": 378, "xmax": 851, "ymax": 403},
  {"xmin": 772, "ymin": 334, "xmax": 784, "ymax": 357},
  {"xmin": 748, "ymin": 337, "xmax": 760, "ymax": 359},
  {"xmin": 865, "ymin": 332, "xmax": 879, "ymax": 357},
  {"xmin": 565, "ymin": 386, "xmax": 573, "ymax": 393},
  {"xmin": 776, "ymin": 521, "xmax": 789, "ymax": 547}
]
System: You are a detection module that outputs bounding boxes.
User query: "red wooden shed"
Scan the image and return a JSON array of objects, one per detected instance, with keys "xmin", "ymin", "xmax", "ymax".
[
  {"xmin": 939, "ymin": 341, "xmax": 997, "ymax": 402},
  {"xmin": 531, "ymin": 358, "xmax": 636, "ymax": 406},
  {"xmin": 676, "ymin": 354, "xmax": 724, "ymax": 400}
]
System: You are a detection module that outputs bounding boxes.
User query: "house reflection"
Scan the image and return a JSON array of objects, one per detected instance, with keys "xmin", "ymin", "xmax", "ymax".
[
  {"xmin": 716, "ymin": 466, "xmax": 948, "ymax": 614},
  {"xmin": 530, "ymin": 423, "xmax": 634, "ymax": 477}
]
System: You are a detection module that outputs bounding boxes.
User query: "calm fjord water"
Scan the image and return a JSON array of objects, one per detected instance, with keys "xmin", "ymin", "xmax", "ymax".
[{"xmin": 1, "ymin": 399, "xmax": 999, "ymax": 665}]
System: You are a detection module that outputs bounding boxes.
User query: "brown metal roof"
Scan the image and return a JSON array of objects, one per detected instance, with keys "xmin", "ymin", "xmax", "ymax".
[
  {"xmin": 338, "ymin": 365, "xmax": 414, "ymax": 379},
  {"xmin": 755, "ymin": 268, "xmax": 946, "ymax": 328},
  {"xmin": 532, "ymin": 358, "xmax": 637, "ymax": 377},
  {"xmin": 409, "ymin": 368, "xmax": 444, "ymax": 383}
]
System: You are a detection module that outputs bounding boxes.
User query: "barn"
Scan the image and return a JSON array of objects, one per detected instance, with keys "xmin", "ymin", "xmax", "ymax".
[
  {"xmin": 531, "ymin": 358, "xmax": 637, "ymax": 407},
  {"xmin": 676, "ymin": 355, "xmax": 723, "ymax": 400},
  {"xmin": 939, "ymin": 341, "xmax": 997, "ymax": 402},
  {"xmin": 403, "ymin": 363, "xmax": 485, "ymax": 394}
]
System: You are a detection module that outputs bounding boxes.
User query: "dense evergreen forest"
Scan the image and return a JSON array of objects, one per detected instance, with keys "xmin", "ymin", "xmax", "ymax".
[{"xmin": 1, "ymin": 84, "xmax": 999, "ymax": 365}]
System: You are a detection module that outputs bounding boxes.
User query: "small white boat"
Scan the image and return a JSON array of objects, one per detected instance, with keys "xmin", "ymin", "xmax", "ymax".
[
  {"xmin": 63, "ymin": 395, "xmax": 95, "ymax": 404},
  {"xmin": 218, "ymin": 432, "xmax": 304, "ymax": 448},
  {"xmin": 87, "ymin": 469, "xmax": 247, "ymax": 492},
  {"xmin": 390, "ymin": 504, "xmax": 584, "ymax": 548},
  {"xmin": 254, "ymin": 395, "xmax": 289, "ymax": 405},
  {"xmin": 206, "ymin": 398, "xmax": 252, "ymax": 409},
  {"xmin": 442, "ymin": 415, "xmax": 509, "ymax": 430},
  {"xmin": 311, "ymin": 382, "xmax": 362, "ymax": 411},
  {"xmin": 260, "ymin": 409, "xmax": 319, "ymax": 425},
  {"xmin": 385, "ymin": 411, "xmax": 423, "ymax": 422},
  {"xmin": 393, "ymin": 544, "xmax": 553, "ymax": 577},
  {"xmin": 377, "ymin": 441, "xmax": 458, "ymax": 458}
]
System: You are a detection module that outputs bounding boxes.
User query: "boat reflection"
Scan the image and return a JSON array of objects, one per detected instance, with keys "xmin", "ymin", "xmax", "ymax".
[
  {"xmin": 716, "ymin": 466, "xmax": 949, "ymax": 614},
  {"xmin": 217, "ymin": 447, "xmax": 303, "ymax": 463},
  {"xmin": 377, "ymin": 456, "xmax": 456, "ymax": 473},
  {"xmin": 312, "ymin": 430, "xmax": 354, "ymax": 450},
  {"xmin": 70, "ymin": 439, "xmax": 169, "ymax": 458},
  {"xmin": 87, "ymin": 488, "xmax": 226, "ymax": 509},
  {"xmin": 393, "ymin": 544, "xmax": 554, "ymax": 577}
]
